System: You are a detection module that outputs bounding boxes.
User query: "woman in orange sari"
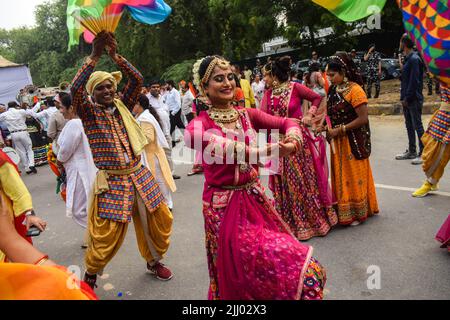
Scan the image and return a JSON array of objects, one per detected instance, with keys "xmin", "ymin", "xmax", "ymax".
[{"xmin": 324, "ymin": 53, "xmax": 379, "ymax": 226}]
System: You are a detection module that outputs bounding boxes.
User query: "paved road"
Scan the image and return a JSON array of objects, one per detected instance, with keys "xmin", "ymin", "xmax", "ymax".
[{"xmin": 22, "ymin": 115, "xmax": 450, "ymax": 300}]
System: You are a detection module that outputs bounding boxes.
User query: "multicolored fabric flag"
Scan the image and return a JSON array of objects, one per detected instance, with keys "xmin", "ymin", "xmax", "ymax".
[
  {"xmin": 312, "ymin": 0, "xmax": 387, "ymax": 22},
  {"xmin": 67, "ymin": 0, "xmax": 171, "ymax": 49},
  {"xmin": 397, "ymin": 0, "xmax": 450, "ymax": 86}
]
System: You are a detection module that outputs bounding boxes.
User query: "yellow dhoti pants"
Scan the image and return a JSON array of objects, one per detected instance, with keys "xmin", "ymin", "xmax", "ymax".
[
  {"xmin": 421, "ymin": 133, "xmax": 450, "ymax": 185},
  {"xmin": 85, "ymin": 191, "xmax": 173, "ymax": 275}
]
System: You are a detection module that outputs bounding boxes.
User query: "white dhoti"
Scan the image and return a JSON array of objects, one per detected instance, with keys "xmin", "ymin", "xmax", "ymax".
[
  {"xmin": 11, "ymin": 131, "xmax": 34, "ymax": 171},
  {"xmin": 153, "ymin": 156, "xmax": 173, "ymax": 209}
]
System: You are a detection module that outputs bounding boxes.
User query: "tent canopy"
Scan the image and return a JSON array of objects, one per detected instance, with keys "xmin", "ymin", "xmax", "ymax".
[
  {"xmin": 0, "ymin": 56, "xmax": 33, "ymax": 105},
  {"xmin": 0, "ymin": 55, "xmax": 21, "ymax": 68}
]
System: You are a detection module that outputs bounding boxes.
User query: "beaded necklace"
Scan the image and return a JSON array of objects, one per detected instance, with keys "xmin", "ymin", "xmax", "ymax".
[{"xmin": 269, "ymin": 83, "xmax": 291, "ymax": 117}]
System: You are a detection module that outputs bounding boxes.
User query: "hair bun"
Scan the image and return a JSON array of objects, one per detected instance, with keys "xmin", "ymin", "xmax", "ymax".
[{"xmin": 275, "ymin": 56, "xmax": 292, "ymax": 72}]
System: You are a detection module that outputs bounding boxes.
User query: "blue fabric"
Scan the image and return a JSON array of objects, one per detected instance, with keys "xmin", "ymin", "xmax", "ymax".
[
  {"xmin": 400, "ymin": 51, "xmax": 424, "ymax": 103},
  {"xmin": 127, "ymin": 0, "xmax": 172, "ymax": 25}
]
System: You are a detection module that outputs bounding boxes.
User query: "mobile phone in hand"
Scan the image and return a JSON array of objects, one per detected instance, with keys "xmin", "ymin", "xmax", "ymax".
[{"xmin": 26, "ymin": 226, "xmax": 41, "ymax": 237}]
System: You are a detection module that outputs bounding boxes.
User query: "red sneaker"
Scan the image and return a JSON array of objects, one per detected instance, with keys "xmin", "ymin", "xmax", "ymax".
[{"xmin": 147, "ymin": 262, "xmax": 173, "ymax": 281}]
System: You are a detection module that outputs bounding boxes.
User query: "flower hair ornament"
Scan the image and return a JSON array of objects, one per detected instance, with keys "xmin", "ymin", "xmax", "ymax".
[{"xmin": 192, "ymin": 58, "xmax": 204, "ymax": 91}]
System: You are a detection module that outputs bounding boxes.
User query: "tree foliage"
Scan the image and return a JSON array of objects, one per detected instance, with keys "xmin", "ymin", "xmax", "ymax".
[{"xmin": 1, "ymin": 0, "xmax": 405, "ymax": 87}]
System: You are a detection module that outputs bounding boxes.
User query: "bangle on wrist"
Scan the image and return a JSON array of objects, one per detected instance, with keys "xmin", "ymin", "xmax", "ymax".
[
  {"xmin": 25, "ymin": 210, "xmax": 36, "ymax": 217},
  {"xmin": 34, "ymin": 255, "xmax": 49, "ymax": 266}
]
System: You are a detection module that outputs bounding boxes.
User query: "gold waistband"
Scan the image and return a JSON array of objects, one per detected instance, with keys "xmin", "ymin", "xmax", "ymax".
[
  {"xmin": 94, "ymin": 164, "xmax": 142, "ymax": 195},
  {"xmin": 221, "ymin": 179, "xmax": 257, "ymax": 190}
]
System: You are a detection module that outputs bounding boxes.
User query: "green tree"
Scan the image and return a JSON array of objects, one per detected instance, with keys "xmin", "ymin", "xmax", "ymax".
[
  {"xmin": 209, "ymin": 0, "xmax": 281, "ymax": 60},
  {"xmin": 161, "ymin": 59, "xmax": 195, "ymax": 83}
]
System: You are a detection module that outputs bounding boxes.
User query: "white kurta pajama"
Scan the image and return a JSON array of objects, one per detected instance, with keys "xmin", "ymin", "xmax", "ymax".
[
  {"xmin": 57, "ymin": 119, "xmax": 97, "ymax": 228},
  {"xmin": 148, "ymin": 94, "xmax": 174, "ymax": 173}
]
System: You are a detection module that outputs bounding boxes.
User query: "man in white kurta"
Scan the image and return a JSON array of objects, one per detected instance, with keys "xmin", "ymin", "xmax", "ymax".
[
  {"xmin": 57, "ymin": 118, "xmax": 97, "ymax": 229},
  {"xmin": 147, "ymin": 82, "xmax": 180, "ymax": 179},
  {"xmin": 0, "ymin": 102, "xmax": 37, "ymax": 173},
  {"xmin": 136, "ymin": 109, "xmax": 176, "ymax": 210}
]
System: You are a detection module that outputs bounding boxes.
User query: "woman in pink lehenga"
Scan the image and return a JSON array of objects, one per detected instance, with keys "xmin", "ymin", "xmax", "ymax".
[
  {"xmin": 436, "ymin": 214, "xmax": 450, "ymax": 253},
  {"xmin": 185, "ymin": 56, "xmax": 326, "ymax": 300},
  {"xmin": 260, "ymin": 56, "xmax": 337, "ymax": 241}
]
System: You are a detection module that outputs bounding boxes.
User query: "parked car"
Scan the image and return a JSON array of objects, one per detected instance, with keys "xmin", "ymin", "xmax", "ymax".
[
  {"xmin": 292, "ymin": 58, "xmax": 328, "ymax": 77},
  {"xmin": 292, "ymin": 59, "xmax": 310, "ymax": 76},
  {"xmin": 351, "ymin": 51, "xmax": 400, "ymax": 81}
]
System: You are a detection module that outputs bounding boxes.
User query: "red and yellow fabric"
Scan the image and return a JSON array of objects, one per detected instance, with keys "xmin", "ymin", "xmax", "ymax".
[
  {"xmin": 0, "ymin": 151, "xmax": 34, "ymax": 262},
  {"xmin": 0, "ymin": 263, "xmax": 98, "ymax": 300}
]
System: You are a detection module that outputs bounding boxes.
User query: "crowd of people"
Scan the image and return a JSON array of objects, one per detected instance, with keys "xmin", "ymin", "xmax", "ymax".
[{"xmin": 0, "ymin": 31, "xmax": 448, "ymax": 300}]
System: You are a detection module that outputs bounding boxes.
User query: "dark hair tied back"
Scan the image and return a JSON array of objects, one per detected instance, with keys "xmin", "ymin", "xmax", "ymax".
[
  {"xmin": 267, "ymin": 56, "xmax": 292, "ymax": 82},
  {"xmin": 327, "ymin": 52, "xmax": 364, "ymax": 86}
]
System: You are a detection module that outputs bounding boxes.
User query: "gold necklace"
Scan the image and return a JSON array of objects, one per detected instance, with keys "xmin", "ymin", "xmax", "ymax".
[
  {"xmin": 272, "ymin": 81, "xmax": 290, "ymax": 96},
  {"xmin": 207, "ymin": 107, "xmax": 239, "ymax": 124},
  {"xmin": 336, "ymin": 81, "xmax": 351, "ymax": 94}
]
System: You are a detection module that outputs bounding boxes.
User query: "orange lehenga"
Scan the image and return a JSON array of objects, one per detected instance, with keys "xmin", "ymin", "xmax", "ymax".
[{"xmin": 327, "ymin": 83, "xmax": 379, "ymax": 225}]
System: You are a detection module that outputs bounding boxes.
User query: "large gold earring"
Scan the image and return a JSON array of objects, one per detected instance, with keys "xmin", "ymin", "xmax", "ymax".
[{"xmin": 273, "ymin": 80, "xmax": 279, "ymax": 88}]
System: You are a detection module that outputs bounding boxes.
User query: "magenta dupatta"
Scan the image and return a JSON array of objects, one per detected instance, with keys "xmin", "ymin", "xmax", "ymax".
[
  {"xmin": 436, "ymin": 214, "xmax": 450, "ymax": 249},
  {"xmin": 260, "ymin": 82, "xmax": 335, "ymax": 207},
  {"xmin": 185, "ymin": 107, "xmax": 313, "ymax": 299}
]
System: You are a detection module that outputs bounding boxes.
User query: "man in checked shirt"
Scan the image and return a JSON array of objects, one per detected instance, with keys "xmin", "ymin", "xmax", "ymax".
[{"xmin": 71, "ymin": 32, "xmax": 173, "ymax": 289}]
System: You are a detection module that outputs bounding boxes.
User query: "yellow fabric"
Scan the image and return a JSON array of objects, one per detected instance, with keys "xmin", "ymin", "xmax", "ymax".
[
  {"xmin": 114, "ymin": 99, "xmax": 149, "ymax": 157},
  {"xmin": 93, "ymin": 164, "xmax": 141, "ymax": 195},
  {"xmin": 0, "ymin": 163, "xmax": 33, "ymax": 263},
  {"xmin": 331, "ymin": 136, "xmax": 379, "ymax": 225},
  {"xmin": 141, "ymin": 122, "xmax": 176, "ymax": 193},
  {"xmin": 86, "ymin": 71, "xmax": 122, "ymax": 96},
  {"xmin": 85, "ymin": 194, "xmax": 172, "ymax": 274},
  {"xmin": 133, "ymin": 203, "xmax": 173, "ymax": 263},
  {"xmin": 0, "ymin": 264, "xmax": 95, "ymax": 300},
  {"xmin": 421, "ymin": 133, "xmax": 450, "ymax": 184},
  {"xmin": 240, "ymin": 79, "xmax": 256, "ymax": 108},
  {"xmin": 0, "ymin": 163, "xmax": 33, "ymax": 218}
]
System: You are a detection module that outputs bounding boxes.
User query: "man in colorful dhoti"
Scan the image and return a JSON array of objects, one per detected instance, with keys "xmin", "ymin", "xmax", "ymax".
[
  {"xmin": 70, "ymin": 32, "xmax": 173, "ymax": 289},
  {"xmin": 412, "ymin": 85, "xmax": 450, "ymax": 197}
]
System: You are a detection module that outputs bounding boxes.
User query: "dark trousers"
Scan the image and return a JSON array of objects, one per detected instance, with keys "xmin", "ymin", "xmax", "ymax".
[
  {"xmin": 366, "ymin": 71, "xmax": 380, "ymax": 97},
  {"xmin": 170, "ymin": 109, "xmax": 185, "ymax": 135},
  {"xmin": 402, "ymin": 99, "xmax": 425, "ymax": 155}
]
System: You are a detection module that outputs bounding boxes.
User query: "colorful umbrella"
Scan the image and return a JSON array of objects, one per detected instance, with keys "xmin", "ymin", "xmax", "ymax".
[
  {"xmin": 397, "ymin": 0, "xmax": 450, "ymax": 87},
  {"xmin": 312, "ymin": 0, "xmax": 387, "ymax": 22},
  {"xmin": 67, "ymin": 0, "xmax": 172, "ymax": 49}
]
